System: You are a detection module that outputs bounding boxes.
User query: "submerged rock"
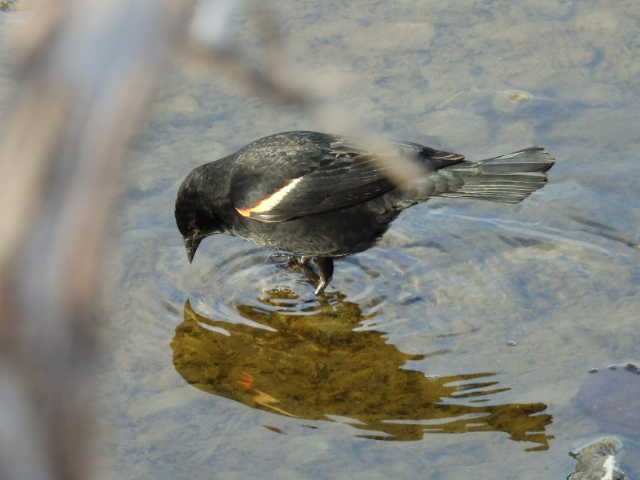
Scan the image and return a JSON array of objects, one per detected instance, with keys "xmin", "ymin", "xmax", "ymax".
[
  {"xmin": 568, "ymin": 437, "xmax": 626, "ymax": 480},
  {"xmin": 576, "ymin": 363, "xmax": 640, "ymax": 437}
]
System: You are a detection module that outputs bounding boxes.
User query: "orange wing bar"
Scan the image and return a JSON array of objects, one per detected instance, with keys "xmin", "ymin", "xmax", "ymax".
[{"xmin": 235, "ymin": 176, "xmax": 303, "ymax": 218}]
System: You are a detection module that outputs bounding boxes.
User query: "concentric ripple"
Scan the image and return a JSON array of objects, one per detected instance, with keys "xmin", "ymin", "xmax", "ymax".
[
  {"xmin": 160, "ymin": 207, "xmax": 638, "ymax": 450},
  {"xmin": 182, "ymin": 236, "xmax": 431, "ymax": 324}
]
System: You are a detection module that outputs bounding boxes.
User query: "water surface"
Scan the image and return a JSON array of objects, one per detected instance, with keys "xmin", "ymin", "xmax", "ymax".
[{"xmin": 5, "ymin": 1, "xmax": 638, "ymax": 479}]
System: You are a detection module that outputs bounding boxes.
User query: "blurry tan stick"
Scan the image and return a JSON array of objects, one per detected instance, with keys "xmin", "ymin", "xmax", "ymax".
[{"xmin": 0, "ymin": 0, "xmax": 196, "ymax": 478}]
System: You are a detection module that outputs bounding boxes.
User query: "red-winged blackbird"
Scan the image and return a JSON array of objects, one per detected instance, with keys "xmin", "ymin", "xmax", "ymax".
[{"xmin": 175, "ymin": 131, "xmax": 554, "ymax": 294}]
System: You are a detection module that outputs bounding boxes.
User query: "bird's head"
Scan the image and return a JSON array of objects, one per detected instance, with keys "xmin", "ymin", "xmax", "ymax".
[{"xmin": 175, "ymin": 168, "xmax": 225, "ymax": 263}]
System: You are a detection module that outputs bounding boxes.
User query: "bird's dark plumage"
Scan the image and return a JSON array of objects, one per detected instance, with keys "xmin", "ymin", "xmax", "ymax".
[{"xmin": 175, "ymin": 131, "xmax": 554, "ymax": 294}]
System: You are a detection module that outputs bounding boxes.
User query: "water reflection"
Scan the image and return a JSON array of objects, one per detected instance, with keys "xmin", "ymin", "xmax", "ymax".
[{"xmin": 171, "ymin": 290, "xmax": 552, "ymax": 450}]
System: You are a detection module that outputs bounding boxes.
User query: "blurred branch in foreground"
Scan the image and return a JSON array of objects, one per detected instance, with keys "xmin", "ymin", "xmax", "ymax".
[
  {"xmin": 0, "ymin": 1, "xmax": 193, "ymax": 478},
  {"xmin": 0, "ymin": 1, "xmax": 425, "ymax": 478}
]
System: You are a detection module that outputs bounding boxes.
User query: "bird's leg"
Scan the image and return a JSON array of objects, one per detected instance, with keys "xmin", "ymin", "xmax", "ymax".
[
  {"xmin": 314, "ymin": 257, "xmax": 334, "ymax": 295},
  {"xmin": 296, "ymin": 256, "xmax": 317, "ymax": 284}
]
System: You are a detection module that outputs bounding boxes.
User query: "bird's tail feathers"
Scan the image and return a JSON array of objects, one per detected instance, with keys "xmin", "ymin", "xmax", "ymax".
[{"xmin": 436, "ymin": 147, "xmax": 555, "ymax": 204}]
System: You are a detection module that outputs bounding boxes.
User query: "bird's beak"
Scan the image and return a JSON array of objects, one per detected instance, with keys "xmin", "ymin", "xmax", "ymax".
[{"xmin": 184, "ymin": 236, "xmax": 202, "ymax": 263}]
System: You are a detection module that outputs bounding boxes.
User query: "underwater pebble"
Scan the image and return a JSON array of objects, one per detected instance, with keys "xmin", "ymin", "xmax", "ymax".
[{"xmin": 492, "ymin": 89, "xmax": 533, "ymax": 113}]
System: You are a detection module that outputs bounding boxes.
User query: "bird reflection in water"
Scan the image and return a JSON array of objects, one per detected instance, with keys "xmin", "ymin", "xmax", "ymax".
[{"xmin": 171, "ymin": 290, "xmax": 552, "ymax": 450}]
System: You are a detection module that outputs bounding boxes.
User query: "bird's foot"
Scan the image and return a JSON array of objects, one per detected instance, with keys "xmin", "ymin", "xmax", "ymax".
[{"xmin": 269, "ymin": 253, "xmax": 333, "ymax": 296}]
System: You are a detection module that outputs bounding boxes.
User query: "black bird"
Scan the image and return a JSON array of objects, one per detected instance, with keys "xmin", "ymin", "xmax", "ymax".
[{"xmin": 175, "ymin": 131, "xmax": 554, "ymax": 294}]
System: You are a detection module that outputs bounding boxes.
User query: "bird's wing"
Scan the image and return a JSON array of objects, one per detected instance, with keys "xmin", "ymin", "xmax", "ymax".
[{"xmin": 230, "ymin": 132, "xmax": 465, "ymax": 223}]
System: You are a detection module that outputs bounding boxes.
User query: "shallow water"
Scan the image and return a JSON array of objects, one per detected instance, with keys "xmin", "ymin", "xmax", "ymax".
[{"xmin": 4, "ymin": 0, "xmax": 640, "ymax": 478}]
